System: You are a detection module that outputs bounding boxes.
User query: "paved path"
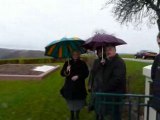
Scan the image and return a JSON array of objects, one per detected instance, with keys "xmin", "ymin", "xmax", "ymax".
[{"xmin": 123, "ymin": 58, "xmax": 154, "ymax": 63}]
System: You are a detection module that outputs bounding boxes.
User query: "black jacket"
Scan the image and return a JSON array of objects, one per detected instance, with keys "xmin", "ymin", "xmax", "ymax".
[
  {"xmin": 88, "ymin": 58, "xmax": 106, "ymax": 92},
  {"xmin": 150, "ymin": 54, "xmax": 160, "ymax": 111},
  {"xmin": 151, "ymin": 54, "xmax": 160, "ymax": 81},
  {"xmin": 60, "ymin": 59, "xmax": 89, "ymax": 100},
  {"xmin": 103, "ymin": 54, "xmax": 126, "ymax": 93},
  {"xmin": 89, "ymin": 54, "xmax": 126, "ymax": 93}
]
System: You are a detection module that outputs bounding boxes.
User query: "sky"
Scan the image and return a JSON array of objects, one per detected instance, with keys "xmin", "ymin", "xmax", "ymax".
[{"xmin": 0, "ymin": 0, "xmax": 159, "ymax": 53}]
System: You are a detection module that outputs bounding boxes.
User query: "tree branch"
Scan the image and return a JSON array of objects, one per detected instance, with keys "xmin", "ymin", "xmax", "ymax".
[
  {"xmin": 145, "ymin": 0, "xmax": 159, "ymax": 11},
  {"xmin": 157, "ymin": 0, "xmax": 160, "ymax": 8},
  {"xmin": 104, "ymin": 0, "xmax": 160, "ymax": 30}
]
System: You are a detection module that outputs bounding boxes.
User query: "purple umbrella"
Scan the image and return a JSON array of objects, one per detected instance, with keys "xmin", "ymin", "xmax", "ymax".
[
  {"xmin": 83, "ymin": 33, "xmax": 127, "ymax": 50},
  {"xmin": 83, "ymin": 33, "xmax": 127, "ymax": 62}
]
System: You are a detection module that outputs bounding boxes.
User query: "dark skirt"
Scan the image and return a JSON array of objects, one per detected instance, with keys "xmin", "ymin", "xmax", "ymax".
[{"xmin": 66, "ymin": 99, "xmax": 85, "ymax": 111}]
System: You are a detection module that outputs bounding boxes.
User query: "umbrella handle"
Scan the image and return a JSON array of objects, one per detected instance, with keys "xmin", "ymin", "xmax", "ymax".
[
  {"xmin": 65, "ymin": 65, "xmax": 71, "ymax": 76},
  {"xmin": 68, "ymin": 59, "xmax": 70, "ymax": 66},
  {"xmin": 64, "ymin": 70, "xmax": 70, "ymax": 76},
  {"xmin": 102, "ymin": 46, "xmax": 104, "ymax": 60},
  {"xmin": 101, "ymin": 46, "xmax": 105, "ymax": 65},
  {"xmin": 64, "ymin": 58, "xmax": 71, "ymax": 76}
]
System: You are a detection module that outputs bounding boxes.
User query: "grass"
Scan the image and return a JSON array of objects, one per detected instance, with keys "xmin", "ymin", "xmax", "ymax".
[
  {"xmin": 0, "ymin": 63, "xmax": 94, "ymax": 120},
  {"xmin": 0, "ymin": 61, "xmax": 151, "ymax": 120},
  {"xmin": 120, "ymin": 54, "xmax": 134, "ymax": 58},
  {"xmin": 125, "ymin": 60, "xmax": 150, "ymax": 94}
]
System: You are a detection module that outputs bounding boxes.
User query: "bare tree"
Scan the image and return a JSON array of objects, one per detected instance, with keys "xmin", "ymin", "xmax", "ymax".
[{"xmin": 105, "ymin": 0, "xmax": 160, "ymax": 31}]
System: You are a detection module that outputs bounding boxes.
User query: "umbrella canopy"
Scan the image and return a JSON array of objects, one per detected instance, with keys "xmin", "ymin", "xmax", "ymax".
[
  {"xmin": 45, "ymin": 37, "xmax": 86, "ymax": 58},
  {"xmin": 83, "ymin": 33, "xmax": 127, "ymax": 50}
]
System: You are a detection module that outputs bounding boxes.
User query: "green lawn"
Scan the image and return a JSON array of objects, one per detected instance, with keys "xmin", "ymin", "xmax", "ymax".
[
  {"xmin": 125, "ymin": 60, "xmax": 150, "ymax": 94},
  {"xmin": 120, "ymin": 54, "xmax": 134, "ymax": 58},
  {"xmin": 0, "ymin": 61, "xmax": 150, "ymax": 120}
]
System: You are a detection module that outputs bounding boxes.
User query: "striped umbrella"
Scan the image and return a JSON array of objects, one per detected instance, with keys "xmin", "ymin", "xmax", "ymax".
[{"xmin": 45, "ymin": 37, "xmax": 86, "ymax": 59}]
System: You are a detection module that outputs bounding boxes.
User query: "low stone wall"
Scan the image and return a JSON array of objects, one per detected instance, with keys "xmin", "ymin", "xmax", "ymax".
[{"xmin": 0, "ymin": 65, "xmax": 60, "ymax": 80}]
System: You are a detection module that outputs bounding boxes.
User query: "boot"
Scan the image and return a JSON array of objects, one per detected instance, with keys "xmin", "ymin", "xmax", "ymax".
[
  {"xmin": 70, "ymin": 111, "xmax": 74, "ymax": 120},
  {"xmin": 75, "ymin": 110, "xmax": 80, "ymax": 120},
  {"xmin": 96, "ymin": 114, "xmax": 104, "ymax": 120}
]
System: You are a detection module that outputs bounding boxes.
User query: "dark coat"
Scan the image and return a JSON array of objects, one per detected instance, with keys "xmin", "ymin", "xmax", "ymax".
[
  {"xmin": 88, "ymin": 58, "xmax": 105, "ymax": 92},
  {"xmin": 150, "ymin": 54, "xmax": 160, "ymax": 111},
  {"xmin": 103, "ymin": 54, "xmax": 126, "ymax": 93},
  {"xmin": 89, "ymin": 54, "xmax": 126, "ymax": 93},
  {"xmin": 60, "ymin": 59, "xmax": 89, "ymax": 100},
  {"xmin": 151, "ymin": 54, "xmax": 160, "ymax": 81}
]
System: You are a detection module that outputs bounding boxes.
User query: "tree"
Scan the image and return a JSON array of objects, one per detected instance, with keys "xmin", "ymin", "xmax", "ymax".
[{"xmin": 105, "ymin": 0, "xmax": 160, "ymax": 31}]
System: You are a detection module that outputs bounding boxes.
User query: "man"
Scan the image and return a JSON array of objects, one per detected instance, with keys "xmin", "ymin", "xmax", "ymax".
[
  {"xmin": 89, "ymin": 45, "xmax": 126, "ymax": 120},
  {"xmin": 104, "ymin": 45, "xmax": 126, "ymax": 94},
  {"xmin": 150, "ymin": 33, "xmax": 160, "ymax": 119},
  {"xmin": 102, "ymin": 45, "xmax": 126, "ymax": 120},
  {"xmin": 152, "ymin": 32, "xmax": 160, "ymax": 81},
  {"xmin": 157, "ymin": 32, "xmax": 160, "ymax": 52}
]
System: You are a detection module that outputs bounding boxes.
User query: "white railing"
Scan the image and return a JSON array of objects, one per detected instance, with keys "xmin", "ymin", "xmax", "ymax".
[{"xmin": 143, "ymin": 65, "xmax": 157, "ymax": 120}]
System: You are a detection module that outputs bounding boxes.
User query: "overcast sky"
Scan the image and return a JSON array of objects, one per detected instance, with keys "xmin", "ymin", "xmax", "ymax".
[{"xmin": 0, "ymin": 0, "xmax": 159, "ymax": 53}]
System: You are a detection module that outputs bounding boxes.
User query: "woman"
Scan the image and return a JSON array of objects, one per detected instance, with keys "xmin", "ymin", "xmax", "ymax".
[{"xmin": 60, "ymin": 51, "xmax": 89, "ymax": 120}]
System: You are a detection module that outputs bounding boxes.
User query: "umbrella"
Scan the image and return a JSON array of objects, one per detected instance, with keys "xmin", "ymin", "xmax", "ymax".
[
  {"xmin": 83, "ymin": 33, "xmax": 127, "ymax": 62},
  {"xmin": 45, "ymin": 37, "xmax": 86, "ymax": 61},
  {"xmin": 45, "ymin": 37, "xmax": 86, "ymax": 76},
  {"xmin": 83, "ymin": 33, "xmax": 127, "ymax": 50}
]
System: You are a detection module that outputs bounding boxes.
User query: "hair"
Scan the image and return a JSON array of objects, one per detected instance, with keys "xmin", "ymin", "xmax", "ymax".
[
  {"xmin": 106, "ymin": 44, "xmax": 115, "ymax": 47},
  {"xmin": 105, "ymin": 45, "xmax": 116, "ymax": 50},
  {"xmin": 71, "ymin": 51, "xmax": 80, "ymax": 60},
  {"xmin": 71, "ymin": 51, "xmax": 80, "ymax": 55},
  {"xmin": 96, "ymin": 47, "xmax": 102, "ymax": 51}
]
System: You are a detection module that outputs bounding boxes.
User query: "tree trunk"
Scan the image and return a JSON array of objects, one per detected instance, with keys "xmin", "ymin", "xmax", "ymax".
[
  {"xmin": 157, "ymin": 18, "xmax": 160, "ymax": 53},
  {"xmin": 157, "ymin": 19, "xmax": 160, "ymax": 31}
]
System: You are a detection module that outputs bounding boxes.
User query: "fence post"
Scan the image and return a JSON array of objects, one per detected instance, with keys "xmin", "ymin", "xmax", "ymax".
[
  {"xmin": 137, "ymin": 97, "xmax": 141, "ymax": 120},
  {"xmin": 143, "ymin": 65, "xmax": 157, "ymax": 120},
  {"xmin": 128, "ymin": 97, "xmax": 132, "ymax": 120}
]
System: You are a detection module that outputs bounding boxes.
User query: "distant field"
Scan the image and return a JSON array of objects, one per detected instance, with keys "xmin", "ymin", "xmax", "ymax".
[
  {"xmin": 120, "ymin": 54, "xmax": 134, "ymax": 58},
  {"xmin": 0, "ymin": 61, "xmax": 150, "ymax": 120},
  {"xmin": 82, "ymin": 53, "xmax": 135, "ymax": 59}
]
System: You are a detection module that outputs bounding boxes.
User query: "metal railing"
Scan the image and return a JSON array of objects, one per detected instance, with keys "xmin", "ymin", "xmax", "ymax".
[{"xmin": 93, "ymin": 93, "xmax": 153, "ymax": 120}]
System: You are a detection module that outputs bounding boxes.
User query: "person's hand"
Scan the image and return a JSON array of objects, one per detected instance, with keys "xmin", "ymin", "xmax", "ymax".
[
  {"xmin": 67, "ymin": 65, "xmax": 71, "ymax": 72},
  {"xmin": 71, "ymin": 75, "xmax": 79, "ymax": 81},
  {"xmin": 100, "ymin": 59, "xmax": 105, "ymax": 65},
  {"xmin": 88, "ymin": 85, "xmax": 92, "ymax": 92}
]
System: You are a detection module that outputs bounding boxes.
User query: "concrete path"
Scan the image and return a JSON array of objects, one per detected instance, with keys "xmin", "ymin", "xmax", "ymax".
[{"xmin": 123, "ymin": 58, "xmax": 154, "ymax": 63}]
